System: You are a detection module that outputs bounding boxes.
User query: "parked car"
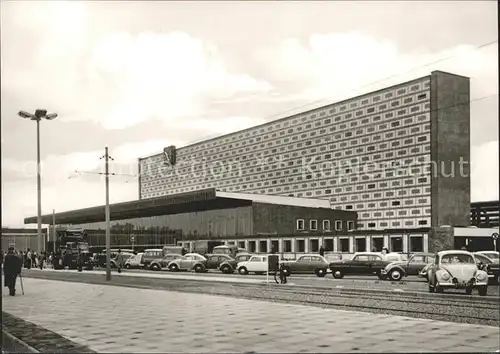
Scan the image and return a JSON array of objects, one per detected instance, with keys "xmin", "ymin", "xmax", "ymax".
[
  {"xmin": 419, "ymin": 262, "xmax": 434, "ymax": 280},
  {"xmin": 219, "ymin": 253, "xmax": 253, "ymax": 274},
  {"xmin": 281, "ymin": 254, "xmax": 330, "ymax": 277},
  {"xmin": 168, "ymin": 253, "xmax": 207, "ymax": 273},
  {"xmin": 141, "ymin": 249, "xmax": 163, "ymax": 267},
  {"xmin": 329, "ymin": 252, "xmax": 391, "ymax": 279},
  {"xmin": 475, "ymin": 251, "xmax": 499, "ymax": 263},
  {"xmin": 381, "ymin": 253, "xmax": 435, "ymax": 281},
  {"xmin": 237, "ymin": 255, "xmax": 269, "ymax": 275},
  {"xmin": 149, "ymin": 254, "xmax": 183, "ymax": 271},
  {"xmin": 203, "ymin": 254, "xmax": 236, "ymax": 271},
  {"xmin": 324, "ymin": 253, "xmax": 343, "ymax": 262},
  {"xmin": 382, "ymin": 253, "xmax": 408, "ymax": 262},
  {"xmin": 124, "ymin": 253, "xmax": 144, "ymax": 269},
  {"xmin": 427, "ymin": 250, "xmax": 488, "ymax": 296},
  {"xmin": 473, "ymin": 252, "xmax": 500, "ymax": 284}
]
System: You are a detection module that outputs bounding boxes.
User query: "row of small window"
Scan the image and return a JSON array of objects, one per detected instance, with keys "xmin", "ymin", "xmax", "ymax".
[
  {"xmin": 296, "ymin": 219, "xmax": 355, "ymax": 232},
  {"xmin": 356, "ymin": 217, "xmax": 431, "ymax": 229},
  {"xmin": 141, "ymin": 142, "xmax": 432, "ymax": 188},
  {"xmin": 332, "ymin": 196, "xmax": 431, "ymax": 209},
  {"xmin": 141, "ymin": 155, "xmax": 432, "ymax": 192},
  {"xmin": 140, "ymin": 113, "xmax": 431, "ymax": 171},
  {"xmin": 358, "ymin": 208, "xmax": 431, "ymax": 219},
  {"xmin": 142, "ymin": 84, "xmax": 430, "ymax": 163}
]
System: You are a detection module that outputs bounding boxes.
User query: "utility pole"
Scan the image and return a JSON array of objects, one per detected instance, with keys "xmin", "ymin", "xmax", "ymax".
[
  {"xmin": 103, "ymin": 147, "xmax": 113, "ymax": 281},
  {"xmin": 69, "ymin": 147, "xmax": 136, "ymax": 281},
  {"xmin": 52, "ymin": 209, "xmax": 56, "ymax": 253}
]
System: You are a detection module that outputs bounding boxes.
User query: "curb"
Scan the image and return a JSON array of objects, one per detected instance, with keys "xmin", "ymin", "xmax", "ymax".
[{"xmin": 2, "ymin": 330, "xmax": 39, "ymax": 353}]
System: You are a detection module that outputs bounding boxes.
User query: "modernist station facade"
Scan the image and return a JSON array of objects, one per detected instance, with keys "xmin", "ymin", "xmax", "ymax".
[{"xmin": 26, "ymin": 70, "xmax": 486, "ymax": 254}]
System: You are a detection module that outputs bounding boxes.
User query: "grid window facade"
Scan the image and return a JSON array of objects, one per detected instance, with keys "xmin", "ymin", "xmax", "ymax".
[{"xmin": 139, "ymin": 77, "xmax": 433, "ymax": 230}]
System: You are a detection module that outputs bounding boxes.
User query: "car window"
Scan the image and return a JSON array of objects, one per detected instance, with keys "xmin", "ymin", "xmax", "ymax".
[
  {"xmin": 310, "ymin": 256, "xmax": 322, "ymax": 262},
  {"xmin": 262, "ymin": 256, "xmax": 267, "ymax": 262},
  {"xmin": 441, "ymin": 254, "xmax": 474, "ymax": 264},
  {"xmin": 354, "ymin": 255, "xmax": 369, "ymax": 261},
  {"xmin": 238, "ymin": 255, "xmax": 250, "ymax": 261},
  {"xmin": 411, "ymin": 255, "xmax": 425, "ymax": 263},
  {"xmin": 184, "ymin": 256, "xmax": 193, "ymax": 261},
  {"xmin": 385, "ymin": 255, "xmax": 399, "ymax": 261},
  {"xmin": 298, "ymin": 256, "xmax": 311, "ymax": 262},
  {"xmin": 475, "ymin": 254, "xmax": 491, "ymax": 264},
  {"xmin": 250, "ymin": 257, "xmax": 260, "ymax": 262},
  {"xmin": 370, "ymin": 255, "xmax": 383, "ymax": 261}
]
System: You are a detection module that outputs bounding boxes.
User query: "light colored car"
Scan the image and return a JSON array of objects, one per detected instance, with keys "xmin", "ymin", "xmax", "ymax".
[
  {"xmin": 219, "ymin": 253, "xmax": 253, "ymax": 274},
  {"xmin": 167, "ymin": 253, "xmax": 207, "ymax": 273},
  {"xmin": 427, "ymin": 250, "xmax": 488, "ymax": 296},
  {"xmin": 110, "ymin": 252, "xmax": 134, "ymax": 268},
  {"xmin": 237, "ymin": 255, "xmax": 269, "ymax": 275},
  {"xmin": 149, "ymin": 254, "xmax": 183, "ymax": 271},
  {"xmin": 475, "ymin": 251, "xmax": 499, "ymax": 263},
  {"xmin": 124, "ymin": 253, "xmax": 144, "ymax": 269}
]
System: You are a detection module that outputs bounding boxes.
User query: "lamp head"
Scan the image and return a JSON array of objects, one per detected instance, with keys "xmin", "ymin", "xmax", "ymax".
[
  {"xmin": 18, "ymin": 111, "xmax": 35, "ymax": 119},
  {"xmin": 35, "ymin": 109, "xmax": 48, "ymax": 118},
  {"xmin": 45, "ymin": 113, "xmax": 58, "ymax": 120}
]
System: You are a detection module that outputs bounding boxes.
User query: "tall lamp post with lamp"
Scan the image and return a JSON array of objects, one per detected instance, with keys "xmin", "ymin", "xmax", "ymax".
[{"xmin": 18, "ymin": 109, "xmax": 58, "ymax": 253}]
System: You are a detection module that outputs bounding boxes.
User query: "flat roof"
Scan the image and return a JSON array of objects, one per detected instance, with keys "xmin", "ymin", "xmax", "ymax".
[{"xmin": 24, "ymin": 189, "xmax": 346, "ymax": 226}]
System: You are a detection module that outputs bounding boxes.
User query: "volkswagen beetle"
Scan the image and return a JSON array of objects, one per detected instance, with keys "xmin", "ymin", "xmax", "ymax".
[{"xmin": 427, "ymin": 250, "xmax": 488, "ymax": 296}]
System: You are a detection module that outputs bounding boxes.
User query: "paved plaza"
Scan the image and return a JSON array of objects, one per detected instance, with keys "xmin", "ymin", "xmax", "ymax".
[{"xmin": 2, "ymin": 277, "xmax": 499, "ymax": 353}]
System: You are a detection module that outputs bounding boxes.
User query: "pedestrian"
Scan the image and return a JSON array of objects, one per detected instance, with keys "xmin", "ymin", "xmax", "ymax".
[
  {"xmin": 115, "ymin": 249, "xmax": 123, "ymax": 273},
  {"xmin": 381, "ymin": 247, "xmax": 389, "ymax": 255},
  {"xmin": 39, "ymin": 252, "xmax": 45, "ymax": 270},
  {"xmin": 4, "ymin": 247, "xmax": 22, "ymax": 296},
  {"xmin": 26, "ymin": 249, "xmax": 32, "ymax": 269},
  {"xmin": 76, "ymin": 249, "xmax": 83, "ymax": 272},
  {"xmin": 319, "ymin": 245, "xmax": 325, "ymax": 257},
  {"xmin": 32, "ymin": 252, "xmax": 37, "ymax": 268}
]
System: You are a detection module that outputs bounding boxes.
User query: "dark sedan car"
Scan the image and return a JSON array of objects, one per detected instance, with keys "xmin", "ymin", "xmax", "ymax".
[
  {"xmin": 281, "ymin": 254, "xmax": 330, "ymax": 277},
  {"xmin": 381, "ymin": 253, "xmax": 435, "ymax": 281},
  {"xmin": 329, "ymin": 252, "xmax": 390, "ymax": 279},
  {"xmin": 149, "ymin": 254, "xmax": 183, "ymax": 271},
  {"xmin": 474, "ymin": 252, "xmax": 500, "ymax": 284}
]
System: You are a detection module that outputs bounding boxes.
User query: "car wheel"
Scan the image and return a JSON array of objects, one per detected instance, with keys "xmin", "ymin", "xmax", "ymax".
[
  {"xmin": 194, "ymin": 264, "xmax": 204, "ymax": 273},
  {"xmin": 239, "ymin": 267, "xmax": 248, "ymax": 275},
  {"xmin": 316, "ymin": 268, "xmax": 327, "ymax": 277},
  {"xmin": 390, "ymin": 269, "xmax": 403, "ymax": 282},
  {"xmin": 221, "ymin": 265, "xmax": 232, "ymax": 274},
  {"xmin": 151, "ymin": 264, "xmax": 161, "ymax": 271},
  {"xmin": 478, "ymin": 286, "xmax": 487, "ymax": 296},
  {"xmin": 465, "ymin": 287, "xmax": 473, "ymax": 295},
  {"xmin": 332, "ymin": 270, "xmax": 344, "ymax": 279},
  {"xmin": 435, "ymin": 283, "xmax": 444, "ymax": 293},
  {"xmin": 169, "ymin": 264, "xmax": 179, "ymax": 272},
  {"xmin": 125, "ymin": 264, "xmax": 131, "ymax": 269},
  {"xmin": 428, "ymin": 284, "xmax": 435, "ymax": 293}
]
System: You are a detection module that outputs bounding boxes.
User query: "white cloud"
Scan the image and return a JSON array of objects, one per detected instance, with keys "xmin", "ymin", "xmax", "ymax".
[{"xmin": 471, "ymin": 140, "xmax": 499, "ymax": 202}]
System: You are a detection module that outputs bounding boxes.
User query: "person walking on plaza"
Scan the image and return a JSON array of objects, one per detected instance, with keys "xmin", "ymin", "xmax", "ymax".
[
  {"xmin": 4, "ymin": 247, "xmax": 22, "ymax": 296},
  {"xmin": 26, "ymin": 249, "xmax": 32, "ymax": 269},
  {"xmin": 115, "ymin": 249, "xmax": 124, "ymax": 273},
  {"xmin": 319, "ymin": 245, "xmax": 325, "ymax": 257},
  {"xmin": 39, "ymin": 252, "xmax": 45, "ymax": 270},
  {"xmin": 76, "ymin": 249, "xmax": 83, "ymax": 272}
]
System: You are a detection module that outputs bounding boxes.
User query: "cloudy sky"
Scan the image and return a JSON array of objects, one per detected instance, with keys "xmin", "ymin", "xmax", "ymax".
[{"xmin": 1, "ymin": 1, "xmax": 498, "ymax": 228}]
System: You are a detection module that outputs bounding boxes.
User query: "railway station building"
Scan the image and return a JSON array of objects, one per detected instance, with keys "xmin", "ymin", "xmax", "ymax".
[{"xmin": 24, "ymin": 70, "xmax": 498, "ymax": 253}]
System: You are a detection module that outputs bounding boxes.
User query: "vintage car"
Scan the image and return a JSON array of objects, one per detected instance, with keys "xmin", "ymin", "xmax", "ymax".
[
  {"xmin": 329, "ymin": 252, "xmax": 391, "ymax": 279},
  {"xmin": 281, "ymin": 254, "xmax": 330, "ymax": 277},
  {"xmin": 427, "ymin": 250, "xmax": 489, "ymax": 296},
  {"xmin": 110, "ymin": 252, "xmax": 134, "ymax": 268},
  {"xmin": 237, "ymin": 255, "xmax": 268, "ymax": 275},
  {"xmin": 475, "ymin": 251, "xmax": 499, "ymax": 264},
  {"xmin": 381, "ymin": 253, "xmax": 435, "ymax": 281},
  {"xmin": 419, "ymin": 262, "xmax": 433, "ymax": 280},
  {"xmin": 149, "ymin": 254, "xmax": 183, "ymax": 271},
  {"xmin": 219, "ymin": 253, "xmax": 253, "ymax": 274},
  {"xmin": 167, "ymin": 253, "xmax": 207, "ymax": 273},
  {"xmin": 203, "ymin": 254, "xmax": 237, "ymax": 271},
  {"xmin": 124, "ymin": 253, "xmax": 144, "ymax": 269},
  {"xmin": 473, "ymin": 252, "xmax": 500, "ymax": 284}
]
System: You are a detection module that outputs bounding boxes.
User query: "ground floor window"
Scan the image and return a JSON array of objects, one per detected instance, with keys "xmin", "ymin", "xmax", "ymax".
[
  {"xmin": 410, "ymin": 236, "xmax": 423, "ymax": 252},
  {"xmin": 296, "ymin": 239, "xmax": 305, "ymax": 252},
  {"xmin": 248, "ymin": 241, "xmax": 256, "ymax": 253},
  {"xmin": 355, "ymin": 237, "xmax": 366, "ymax": 252},
  {"xmin": 372, "ymin": 237, "xmax": 384, "ymax": 252},
  {"xmin": 310, "ymin": 239, "xmax": 319, "ymax": 252},
  {"xmin": 339, "ymin": 238, "xmax": 349, "ymax": 252},
  {"xmin": 324, "ymin": 238, "xmax": 334, "ymax": 252},
  {"xmin": 283, "ymin": 240, "xmax": 292, "ymax": 252},
  {"xmin": 390, "ymin": 237, "xmax": 403, "ymax": 252},
  {"xmin": 271, "ymin": 240, "xmax": 279, "ymax": 253},
  {"xmin": 259, "ymin": 240, "xmax": 268, "ymax": 253},
  {"xmin": 238, "ymin": 241, "xmax": 246, "ymax": 249}
]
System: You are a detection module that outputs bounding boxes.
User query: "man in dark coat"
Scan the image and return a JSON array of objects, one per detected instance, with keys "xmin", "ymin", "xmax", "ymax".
[
  {"xmin": 319, "ymin": 245, "xmax": 325, "ymax": 257},
  {"xmin": 4, "ymin": 247, "xmax": 22, "ymax": 296},
  {"xmin": 76, "ymin": 249, "xmax": 83, "ymax": 272}
]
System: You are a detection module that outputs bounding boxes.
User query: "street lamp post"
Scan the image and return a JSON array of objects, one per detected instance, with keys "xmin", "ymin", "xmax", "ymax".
[{"xmin": 18, "ymin": 109, "xmax": 57, "ymax": 253}]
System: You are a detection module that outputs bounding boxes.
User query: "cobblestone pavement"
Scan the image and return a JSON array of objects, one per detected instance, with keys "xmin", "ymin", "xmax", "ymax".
[{"xmin": 3, "ymin": 277, "xmax": 499, "ymax": 353}]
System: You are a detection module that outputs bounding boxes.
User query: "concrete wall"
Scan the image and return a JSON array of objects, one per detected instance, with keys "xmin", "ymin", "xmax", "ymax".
[
  {"xmin": 428, "ymin": 226, "xmax": 454, "ymax": 252},
  {"xmin": 430, "ymin": 71, "xmax": 471, "ymax": 228},
  {"xmin": 252, "ymin": 203, "xmax": 357, "ymax": 235}
]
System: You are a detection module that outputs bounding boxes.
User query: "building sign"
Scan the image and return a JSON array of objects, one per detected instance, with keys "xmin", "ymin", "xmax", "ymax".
[
  {"xmin": 492, "ymin": 233, "xmax": 499, "ymax": 240},
  {"xmin": 163, "ymin": 145, "xmax": 177, "ymax": 166}
]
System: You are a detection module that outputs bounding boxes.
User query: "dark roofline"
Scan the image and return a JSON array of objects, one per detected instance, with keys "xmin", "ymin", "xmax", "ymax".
[
  {"xmin": 139, "ymin": 72, "xmax": 445, "ymax": 160},
  {"xmin": 2, "ymin": 228, "xmax": 48, "ymax": 234}
]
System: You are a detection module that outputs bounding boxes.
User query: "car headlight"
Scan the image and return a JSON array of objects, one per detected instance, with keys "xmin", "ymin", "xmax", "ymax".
[
  {"xmin": 440, "ymin": 272, "xmax": 451, "ymax": 281},
  {"xmin": 476, "ymin": 272, "xmax": 487, "ymax": 281}
]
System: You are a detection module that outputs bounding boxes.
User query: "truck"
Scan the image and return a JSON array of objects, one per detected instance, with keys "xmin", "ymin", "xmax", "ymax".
[
  {"xmin": 52, "ymin": 228, "xmax": 94, "ymax": 270},
  {"xmin": 190, "ymin": 240, "xmax": 224, "ymax": 256}
]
